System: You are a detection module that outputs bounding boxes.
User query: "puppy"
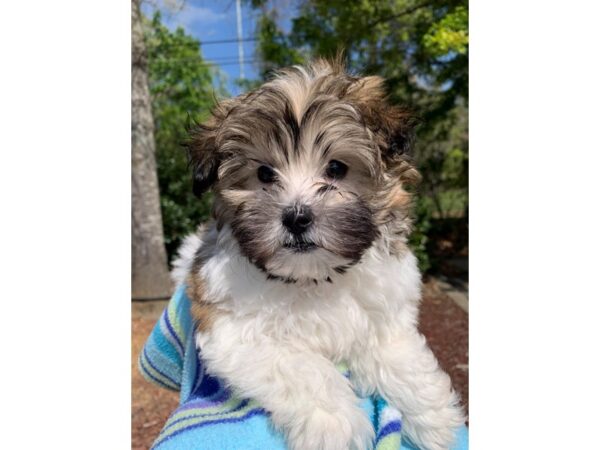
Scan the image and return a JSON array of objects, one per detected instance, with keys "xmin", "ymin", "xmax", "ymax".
[{"xmin": 172, "ymin": 60, "xmax": 465, "ymax": 450}]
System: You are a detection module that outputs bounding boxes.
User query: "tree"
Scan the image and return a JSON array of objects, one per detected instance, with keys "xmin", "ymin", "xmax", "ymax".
[
  {"xmin": 144, "ymin": 12, "xmax": 222, "ymax": 259},
  {"xmin": 132, "ymin": 0, "xmax": 172, "ymax": 299}
]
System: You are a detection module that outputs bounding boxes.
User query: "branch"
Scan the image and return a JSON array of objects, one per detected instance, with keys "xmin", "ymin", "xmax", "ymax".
[{"xmin": 367, "ymin": 1, "xmax": 435, "ymax": 28}]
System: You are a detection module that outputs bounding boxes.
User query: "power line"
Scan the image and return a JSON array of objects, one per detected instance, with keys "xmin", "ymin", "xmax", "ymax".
[
  {"xmin": 145, "ymin": 36, "xmax": 264, "ymax": 47},
  {"xmin": 200, "ymin": 37, "xmax": 258, "ymax": 45},
  {"xmin": 205, "ymin": 58, "xmax": 256, "ymax": 65},
  {"xmin": 211, "ymin": 59, "xmax": 260, "ymax": 67},
  {"xmin": 203, "ymin": 55, "xmax": 256, "ymax": 61},
  {"xmin": 152, "ymin": 55, "xmax": 257, "ymax": 62},
  {"xmin": 150, "ymin": 57, "xmax": 261, "ymax": 67}
]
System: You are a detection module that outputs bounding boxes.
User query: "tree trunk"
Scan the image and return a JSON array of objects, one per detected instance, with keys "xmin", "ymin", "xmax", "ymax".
[{"xmin": 131, "ymin": 0, "xmax": 172, "ymax": 299}]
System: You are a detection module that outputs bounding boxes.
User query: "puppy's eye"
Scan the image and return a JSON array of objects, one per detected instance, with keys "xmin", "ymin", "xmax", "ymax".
[
  {"xmin": 325, "ymin": 160, "xmax": 348, "ymax": 180},
  {"xmin": 257, "ymin": 165, "xmax": 276, "ymax": 183}
]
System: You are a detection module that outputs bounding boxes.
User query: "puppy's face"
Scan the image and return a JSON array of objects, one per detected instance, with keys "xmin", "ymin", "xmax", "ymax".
[{"xmin": 187, "ymin": 61, "xmax": 419, "ymax": 282}]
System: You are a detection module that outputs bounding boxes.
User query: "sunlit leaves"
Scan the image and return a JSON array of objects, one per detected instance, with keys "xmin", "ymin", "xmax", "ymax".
[{"xmin": 423, "ymin": 6, "xmax": 468, "ymax": 57}]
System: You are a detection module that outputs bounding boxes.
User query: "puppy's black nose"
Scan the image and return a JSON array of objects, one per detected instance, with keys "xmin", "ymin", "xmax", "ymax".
[{"xmin": 282, "ymin": 205, "xmax": 313, "ymax": 235}]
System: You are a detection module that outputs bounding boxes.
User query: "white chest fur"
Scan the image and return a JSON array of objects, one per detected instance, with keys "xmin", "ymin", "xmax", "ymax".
[
  {"xmin": 173, "ymin": 225, "xmax": 463, "ymax": 450},
  {"xmin": 177, "ymin": 224, "xmax": 422, "ymax": 361}
]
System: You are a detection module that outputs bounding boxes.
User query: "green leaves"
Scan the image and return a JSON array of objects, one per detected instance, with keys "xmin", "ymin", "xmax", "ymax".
[
  {"xmin": 256, "ymin": 14, "xmax": 305, "ymax": 79},
  {"xmin": 144, "ymin": 12, "xmax": 220, "ymax": 260},
  {"xmin": 423, "ymin": 6, "xmax": 468, "ymax": 57}
]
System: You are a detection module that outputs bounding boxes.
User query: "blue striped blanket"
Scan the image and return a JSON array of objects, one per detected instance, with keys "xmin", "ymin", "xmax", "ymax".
[{"xmin": 139, "ymin": 284, "xmax": 469, "ymax": 450}]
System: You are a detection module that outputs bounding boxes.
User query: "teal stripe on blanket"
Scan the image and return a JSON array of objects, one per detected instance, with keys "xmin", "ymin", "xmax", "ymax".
[
  {"xmin": 157, "ymin": 314, "xmax": 184, "ymax": 363},
  {"xmin": 139, "ymin": 345, "xmax": 179, "ymax": 391},
  {"xmin": 139, "ymin": 285, "xmax": 469, "ymax": 450}
]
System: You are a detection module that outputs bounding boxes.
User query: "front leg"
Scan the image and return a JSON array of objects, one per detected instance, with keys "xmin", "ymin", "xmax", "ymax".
[
  {"xmin": 197, "ymin": 321, "xmax": 375, "ymax": 450},
  {"xmin": 350, "ymin": 329, "xmax": 464, "ymax": 450}
]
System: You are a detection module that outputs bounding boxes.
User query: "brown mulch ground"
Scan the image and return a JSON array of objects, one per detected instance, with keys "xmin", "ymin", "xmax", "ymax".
[
  {"xmin": 132, "ymin": 303, "xmax": 178, "ymax": 450},
  {"xmin": 420, "ymin": 280, "xmax": 469, "ymax": 420},
  {"xmin": 131, "ymin": 280, "xmax": 468, "ymax": 449}
]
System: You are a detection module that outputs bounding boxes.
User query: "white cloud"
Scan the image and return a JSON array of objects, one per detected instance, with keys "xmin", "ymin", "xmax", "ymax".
[
  {"xmin": 180, "ymin": 5, "xmax": 227, "ymax": 26},
  {"xmin": 141, "ymin": 0, "xmax": 228, "ymax": 32}
]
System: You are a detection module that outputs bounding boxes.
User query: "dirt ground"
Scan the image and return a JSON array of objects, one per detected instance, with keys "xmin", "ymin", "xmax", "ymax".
[
  {"xmin": 132, "ymin": 304, "xmax": 179, "ymax": 450},
  {"xmin": 419, "ymin": 279, "xmax": 469, "ymax": 420},
  {"xmin": 131, "ymin": 279, "xmax": 468, "ymax": 449}
]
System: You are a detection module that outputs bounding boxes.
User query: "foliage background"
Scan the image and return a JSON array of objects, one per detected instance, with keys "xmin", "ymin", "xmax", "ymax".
[{"xmin": 143, "ymin": 0, "xmax": 468, "ymax": 274}]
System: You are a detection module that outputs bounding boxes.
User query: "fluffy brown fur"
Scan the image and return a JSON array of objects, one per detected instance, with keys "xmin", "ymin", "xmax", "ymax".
[
  {"xmin": 175, "ymin": 61, "xmax": 465, "ymax": 450},
  {"xmin": 185, "ymin": 58, "xmax": 420, "ymax": 281}
]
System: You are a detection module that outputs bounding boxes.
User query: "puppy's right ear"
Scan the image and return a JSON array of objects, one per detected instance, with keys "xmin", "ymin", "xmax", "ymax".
[
  {"xmin": 185, "ymin": 109, "xmax": 225, "ymax": 198},
  {"xmin": 347, "ymin": 76, "xmax": 421, "ymax": 186}
]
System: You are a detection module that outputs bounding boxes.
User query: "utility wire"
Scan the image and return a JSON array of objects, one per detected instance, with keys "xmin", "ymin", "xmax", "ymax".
[
  {"xmin": 201, "ymin": 55, "xmax": 256, "ymax": 61},
  {"xmin": 150, "ymin": 58, "xmax": 261, "ymax": 67},
  {"xmin": 151, "ymin": 55, "xmax": 257, "ymax": 62},
  {"xmin": 208, "ymin": 59, "xmax": 260, "ymax": 67},
  {"xmin": 145, "ymin": 36, "xmax": 265, "ymax": 47},
  {"xmin": 199, "ymin": 37, "xmax": 258, "ymax": 45}
]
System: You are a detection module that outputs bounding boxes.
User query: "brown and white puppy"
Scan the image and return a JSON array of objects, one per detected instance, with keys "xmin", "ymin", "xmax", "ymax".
[{"xmin": 172, "ymin": 60, "xmax": 464, "ymax": 450}]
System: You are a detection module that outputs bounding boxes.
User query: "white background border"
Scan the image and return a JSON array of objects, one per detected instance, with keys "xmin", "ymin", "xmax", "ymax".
[
  {"xmin": 0, "ymin": 1, "xmax": 130, "ymax": 448},
  {"xmin": 470, "ymin": 0, "xmax": 600, "ymax": 448},
  {"xmin": 1, "ymin": 0, "xmax": 599, "ymax": 448}
]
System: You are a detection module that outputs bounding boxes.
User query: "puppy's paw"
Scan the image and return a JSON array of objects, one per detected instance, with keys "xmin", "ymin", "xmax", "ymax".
[
  {"xmin": 403, "ymin": 400, "xmax": 465, "ymax": 450},
  {"xmin": 286, "ymin": 405, "xmax": 374, "ymax": 450}
]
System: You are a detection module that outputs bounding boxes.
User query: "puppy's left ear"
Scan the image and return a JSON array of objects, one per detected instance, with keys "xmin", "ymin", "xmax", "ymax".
[{"xmin": 348, "ymin": 76, "xmax": 420, "ymax": 183}]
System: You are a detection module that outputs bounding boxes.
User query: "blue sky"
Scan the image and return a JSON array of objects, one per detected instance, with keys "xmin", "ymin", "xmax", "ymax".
[{"xmin": 141, "ymin": 0, "xmax": 264, "ymax": 96}]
